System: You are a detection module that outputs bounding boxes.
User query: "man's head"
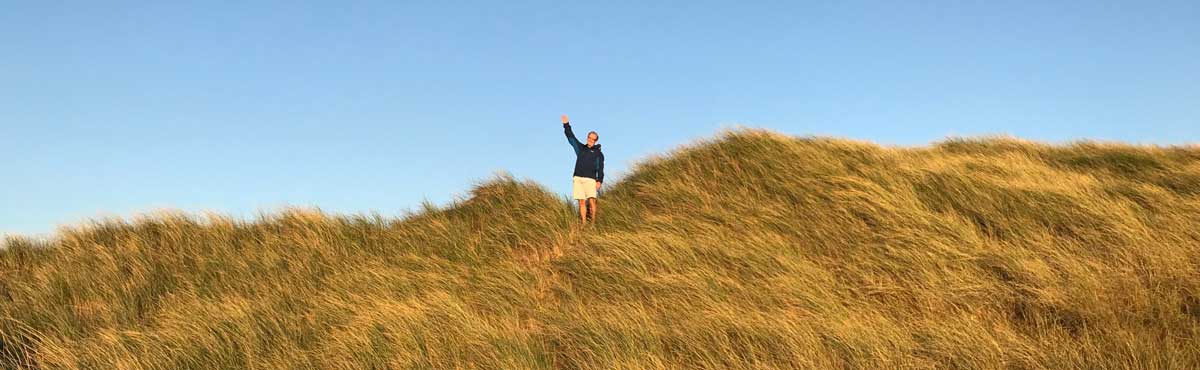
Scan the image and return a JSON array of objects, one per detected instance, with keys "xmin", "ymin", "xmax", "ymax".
[{"xmin": 587, "ymin": 131, "xmax": 599, "ymax": 147}]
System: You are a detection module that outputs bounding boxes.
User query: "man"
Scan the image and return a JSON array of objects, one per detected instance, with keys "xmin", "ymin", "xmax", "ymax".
[{"xmin": 561, "ymin": 114, "xmax": 604, "ymax": 223}]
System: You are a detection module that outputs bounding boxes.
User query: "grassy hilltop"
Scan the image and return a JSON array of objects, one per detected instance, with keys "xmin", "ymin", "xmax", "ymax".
[{"xmin": 3, "ymin": 129, "xmax": 1200, "ymax": 369}]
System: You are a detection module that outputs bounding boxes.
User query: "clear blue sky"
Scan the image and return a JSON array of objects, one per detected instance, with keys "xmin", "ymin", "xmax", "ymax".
[{"xmin": 3, "ymin": 1, "xmax": 1198, "ymax": 236}]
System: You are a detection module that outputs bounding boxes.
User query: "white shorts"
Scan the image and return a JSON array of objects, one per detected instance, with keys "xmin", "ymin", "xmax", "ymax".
[{"xmin": 572, "ymin": 176, "xmax": 598, "ymax": 200}]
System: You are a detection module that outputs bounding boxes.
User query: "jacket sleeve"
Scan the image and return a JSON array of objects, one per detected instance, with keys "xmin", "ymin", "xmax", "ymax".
[
  {"xmin": 564, "ymin": 123, "xmax": 582, "ymax": 155},
  {"xmin": 596, "ymin": 152, "xmax": 605, "ymax": 183}
]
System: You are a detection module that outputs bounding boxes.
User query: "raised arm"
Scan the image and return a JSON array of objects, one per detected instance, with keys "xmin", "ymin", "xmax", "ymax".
[{"xmin": 563, "ymin": 118, "xmax": 582, "ymax": 155}]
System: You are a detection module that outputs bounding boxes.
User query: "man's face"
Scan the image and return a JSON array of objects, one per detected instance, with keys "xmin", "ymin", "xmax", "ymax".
[{"xmin": 587, "ymin": 133, "xmax": 598, "ymax": 147}]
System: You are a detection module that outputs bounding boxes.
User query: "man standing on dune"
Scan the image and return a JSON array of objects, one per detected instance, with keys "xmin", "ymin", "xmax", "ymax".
[{"xmin": 561, "ymin": 115, "xmax": 604, "ymax": 223}]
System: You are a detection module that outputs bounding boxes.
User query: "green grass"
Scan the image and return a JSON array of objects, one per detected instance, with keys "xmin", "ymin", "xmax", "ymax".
[{"xmin": 3, "ymin": 130, "xmax": 1199, "ymax": 369}]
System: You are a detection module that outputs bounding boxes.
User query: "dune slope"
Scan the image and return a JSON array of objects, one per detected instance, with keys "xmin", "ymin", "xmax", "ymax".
[{"xmin": 3, "ymin": 130, "xmax": 1199, "ymax": 369}]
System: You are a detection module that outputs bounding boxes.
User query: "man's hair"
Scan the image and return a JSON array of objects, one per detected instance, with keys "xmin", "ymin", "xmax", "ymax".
[{"xmin": 588, "ymin": 131, "xmax": 599, "ymax": 141}]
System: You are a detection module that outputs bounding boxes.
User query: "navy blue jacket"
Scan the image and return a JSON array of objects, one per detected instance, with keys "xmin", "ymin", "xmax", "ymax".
[{"xmin": 564, "ymin": 123, "xmax": 604, "ymax": 183}]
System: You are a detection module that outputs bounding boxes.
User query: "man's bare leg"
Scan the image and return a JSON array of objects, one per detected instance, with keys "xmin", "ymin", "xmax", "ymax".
[
  {"xmin": 577, "ymin": 199, "xmax": 587, "ymax": 223},
  {"xmin": 588, "ymin": 198, "xmax": 597, "ymax": 222}
]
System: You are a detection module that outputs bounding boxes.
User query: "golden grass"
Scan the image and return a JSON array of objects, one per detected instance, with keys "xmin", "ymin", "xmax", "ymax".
[{"xmin": 3, "ymin": 129, "xmax": 1199, "ymax": 369}]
